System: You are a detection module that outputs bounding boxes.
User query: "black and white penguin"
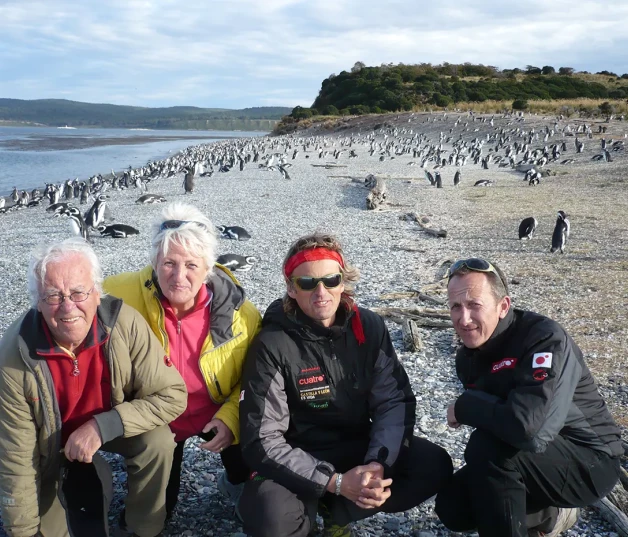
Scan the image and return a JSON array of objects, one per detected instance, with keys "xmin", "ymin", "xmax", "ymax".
[
  {"xmin": 216, "ymin": 254, "xmax": 257, "ymax": 272},
  {"xmin": 278, "ymin": 164, "xmax": 291, "ymax": 180},
  {"xmin": 453, "ymin": 170, "xmax": 461, "ymax": 187},
  {"xmin": 217, "ymin": 225, "xmax": 251, "ymax": 241},
  {"xmin": 550, "ymin": 211, "xmax": 570, "ymax": 253},
  {"xmin": 474, "ymin": 179, "xmax": 494, "ymax": 187},
  {"xmin": 435, "ymin": 171, "xmax": 443, "ymax": 188},
  {"xmin": 183, "ymin": 167, "xmax": 195, "ymax": 194},
  {"xmin": 63, "ymin": 207, "xmax": 90, "ymax": 241},
  {"xmin": 97, "ymin": 224, "xmax": 140, "ymax": 238},
  {"xmin": 0, "ymin": 198, "xmax": 5, "ymax": 210},
  {"xmin": 135, "ymin": 194, "xmax": 166, "ymax": 204},
  {"xmin": 518, "ymin": 217, "xmax": 538, "ymax": 240},
  {"xmin": 84, "ymin": 195, "xmax": 108, "ymax": 229},
  {"xmin": 11, "ymin": 187, "xmax": 18, "ymax": 203}
]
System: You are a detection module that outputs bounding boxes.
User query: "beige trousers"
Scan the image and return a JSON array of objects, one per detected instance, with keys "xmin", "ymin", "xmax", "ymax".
[{"xmin": 39, "ymin": 425, "xmax": 175, "ymax": 537}]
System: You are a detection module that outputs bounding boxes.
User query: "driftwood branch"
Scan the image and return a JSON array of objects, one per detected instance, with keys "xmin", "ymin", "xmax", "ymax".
[
  {"xmin": 373, "ymin": 307, "xmax": 453, "ymax": 329},
  {"xmin": 404, "ymin": 212, "xmax": 448, "ymax": 238},
  {"xmin": 402, "ymin": 318, "xmax": 423, "ymax": 351},
  {"xmin": 311, "ymin": 164, "xmax": 348, "ymax": 169},
  {"xmin": 592, "ymin": 497, "xmax": 628, "ymax": 537},
  {"xmin": 378, "ymin": 290, "xmax": 446, "ymax": 306}
]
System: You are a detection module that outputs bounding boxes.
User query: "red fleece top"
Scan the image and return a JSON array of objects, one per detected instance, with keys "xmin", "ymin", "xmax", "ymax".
[
  {"xmin": 39, "ymin": 316, "xmax": 111, "ymax": 444},
  {"xmin": 161, "ymin": 284, "xmax": 220, "ymax": 442}
]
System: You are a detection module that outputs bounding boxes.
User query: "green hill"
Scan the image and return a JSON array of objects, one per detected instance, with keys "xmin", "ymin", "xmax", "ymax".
[
  {"xmin": 301, "ymin": 63, "xmax": 628, "ymax": 116},
  {"xmin": 0, "ymin": 99, "xmax": 292, "ymax": 130}
]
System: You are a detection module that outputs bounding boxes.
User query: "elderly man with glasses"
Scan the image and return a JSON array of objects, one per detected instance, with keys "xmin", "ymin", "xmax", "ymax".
[
  {"xmin": 435, "ymin": 258, "xmax": 622, "ymax": 537},
  {"xmin": 237, "ymin": 233, "xmax": 453, "ymax": 537},
  {"xmin": 0, "ymin": 238, "xmax": 187, "ymax": 537}
]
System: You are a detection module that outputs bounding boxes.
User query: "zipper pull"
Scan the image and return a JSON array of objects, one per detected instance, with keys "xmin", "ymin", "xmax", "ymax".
[
  {"xmin": 71, "ymin": 359, "xmax": 80, "ymax": 376},
  {"xmin": 177, "ymin": 320, "xmax": 181, "ymax": 334},
  {"xmin": 329, "ymin": 338, "xmax": 337, "ymax": 360}
]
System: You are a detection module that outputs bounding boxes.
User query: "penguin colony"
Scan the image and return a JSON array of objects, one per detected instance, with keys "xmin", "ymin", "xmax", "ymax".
[{"xmin": 0, "ymin": 110, "xmax": 625, "ymax": 268}]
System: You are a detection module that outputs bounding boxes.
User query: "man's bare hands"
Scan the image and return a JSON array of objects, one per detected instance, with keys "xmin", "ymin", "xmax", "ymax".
[
  {"xmin": 327, "ymin": 463, "xmax": 393, "ymax": 509},
  {"xmin": 447, "ymin": 403, "xmax": 460, "ymax": 429},
  {"xmin": 199, "ymin": 418, "xmax": 234, "ymax": 453},
  {"xmin": 64, "ymin": 419, "xmax": 102, "ymax": 463}
]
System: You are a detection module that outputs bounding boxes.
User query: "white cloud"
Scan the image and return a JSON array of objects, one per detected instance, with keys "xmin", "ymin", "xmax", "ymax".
[{"xmin": 0, "ymin": 0, "xmax": 627, "ymax": 108}]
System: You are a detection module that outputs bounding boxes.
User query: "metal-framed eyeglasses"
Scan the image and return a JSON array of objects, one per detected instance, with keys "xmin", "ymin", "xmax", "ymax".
[{"xmin": 40, "ymin": 286, "xmax": 96, "ymax": 306}]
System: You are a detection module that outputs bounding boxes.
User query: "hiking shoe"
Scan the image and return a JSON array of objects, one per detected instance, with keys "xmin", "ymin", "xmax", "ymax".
[
  {"xmin": 217, "ymin": 471, "xmax": 245, "ymax": 522},
  {"xmin": 542, "ymin": 507, "xmax": 580, "ymax": 537}
]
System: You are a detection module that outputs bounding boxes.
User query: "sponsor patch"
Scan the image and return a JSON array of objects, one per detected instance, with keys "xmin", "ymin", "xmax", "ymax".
[
  {"xmin": 1, "ymin": 497, "xmax": 15, "ymax": 506},
  {"xmin": 164, "ymin": 356, "xmax": 173, "ymax": 367},
  {"xmin": 532, "ymin": 352, "xmax": 552, "ymax": 368},
  {"xmin": 239, "ymin": 390, "xmax": 245, "ymax": 402},
  {"xmin": 491, "ymin": 357, "xmax": 518, "ymax": 373},
  {"xmin": 297, "ymin": 371, "xmax": 331, "ymax": 403},
  {"xmin": 533, "ymin": 368, "xmax": 548, "ymax": 381}
]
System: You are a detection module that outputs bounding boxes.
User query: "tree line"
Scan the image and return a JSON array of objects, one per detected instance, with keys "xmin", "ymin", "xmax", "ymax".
[{"xmin": 290, "ymin": 62, "xmax": 628, "ymax": 118}]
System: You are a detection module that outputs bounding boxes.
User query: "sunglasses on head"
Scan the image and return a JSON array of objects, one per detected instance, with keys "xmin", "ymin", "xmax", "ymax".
[
  {"xmin": 160, "ymin": 220, "xmax": 208, "ymax": 232},
  {"xmin": 448, "ymin": 258, "xmax": 507, "ymax": 288},
  {"xmin": 291, "ymin": 273, "xmax": 343, "ymax": 291}
]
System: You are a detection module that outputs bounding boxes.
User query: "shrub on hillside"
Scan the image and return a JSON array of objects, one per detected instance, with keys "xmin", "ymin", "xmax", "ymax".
[{"xmin": 512, "ymin": 99, "xmax": 528, "ymax": 110}]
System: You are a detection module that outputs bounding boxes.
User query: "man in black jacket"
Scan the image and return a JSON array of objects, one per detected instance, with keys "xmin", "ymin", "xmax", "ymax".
[
  {"xmin": 435, "ymin": 258, "xmax": 622, "ymax": 537},
  {"xmin": 238, "ymin": 233, "xmax": 453, "ymax": 537}
]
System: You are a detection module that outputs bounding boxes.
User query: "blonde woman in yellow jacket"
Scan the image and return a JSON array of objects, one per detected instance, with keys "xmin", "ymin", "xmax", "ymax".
[{"xmin": 104, "ymin": 202, "xmax": 261, "ymax": 522}]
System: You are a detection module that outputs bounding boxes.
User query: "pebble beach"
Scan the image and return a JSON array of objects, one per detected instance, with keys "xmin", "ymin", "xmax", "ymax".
[{"xmin": 0, "ymin": 110, "xmax": 627, "ymax": 537}]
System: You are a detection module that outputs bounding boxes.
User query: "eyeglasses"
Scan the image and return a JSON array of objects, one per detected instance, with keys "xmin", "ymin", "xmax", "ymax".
[
  {"xmin": 40, "ymin": 286, "xmax": 96, "ymax": 306},
  {"xmin": 291, "ymin": 273, "xmax": 343, "ymax": 291},
  {"xmin": 160, "ymin": 220, "xmax": 208, "ymax": 232},
  {"xmin": 448, "ymin": 258, "xmax": 507, "ymax": 289}
]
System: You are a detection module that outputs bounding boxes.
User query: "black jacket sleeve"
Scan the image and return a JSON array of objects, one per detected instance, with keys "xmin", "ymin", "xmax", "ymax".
[
  {"xmin": 364, "ymin": 320, "xmax": 416, "ymax": 474},
  {"xmin": 239, "ymin": 335, "xmax": 335, "ymax": 498},
  {"xmin": 455, "ymin": 324, "xmax": 581, "ymax": 452}
]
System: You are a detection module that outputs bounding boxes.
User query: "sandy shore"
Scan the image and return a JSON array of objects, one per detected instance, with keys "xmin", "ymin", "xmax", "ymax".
[{"xmin": 0, "ymin": 111, "xmax": 626, "ymax": 536}]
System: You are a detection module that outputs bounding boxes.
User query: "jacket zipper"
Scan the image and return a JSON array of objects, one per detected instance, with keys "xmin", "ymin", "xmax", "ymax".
[{"xmin": 198, "ymin": 331, "xmax": 243, "ymax": 402}]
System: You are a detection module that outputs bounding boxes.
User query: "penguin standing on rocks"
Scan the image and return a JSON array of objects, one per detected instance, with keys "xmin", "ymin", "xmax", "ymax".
[
  {"xmin": 63, "ymin": 207, "xmax": 90, "ymax": 241},
  {"xmin": 11, "ymin": 187, "xmax": 19, "ymax": 203},
  {"xmin": 453, "ymin": 170, "xmax": 461, "ymax": 187},
  {"xmin": 518, "ymin": 217, "xmax": 538, "ymax": 240},
  {"xmin": 550, "ymin": 211, "xmax": 570, "ymax": 253},
  {"xmin": 435, "ymin": 171, "xmax": 443, "ymax": 188},
  {"xmin": 216, "ymin": 254, "xmax": 257, "ymax": 272},
  {"xmin": 84, "ymin": 195, "xmax": 108, "ymax": 229},
  {"xmin": 183, "ymin": 167, "xmax": 196, "ymax": 194}
]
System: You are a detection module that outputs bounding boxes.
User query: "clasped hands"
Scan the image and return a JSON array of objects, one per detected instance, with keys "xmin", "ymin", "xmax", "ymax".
[{"xmin": 327, "ymin": 462, "xmax": 393, "ymax": 509}]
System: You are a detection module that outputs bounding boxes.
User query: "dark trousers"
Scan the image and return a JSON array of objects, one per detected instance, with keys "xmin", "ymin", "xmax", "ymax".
[
  {"xmin": 166, "ymin": 439, "xmax": 249, "ymax": 517},
  {"xmin": 435, "ymin": 430, "xmax": 621, "ymax": 537},
  {"xmin": 239, "ymin": 436, "xmax": 453, "ymax": 537}
]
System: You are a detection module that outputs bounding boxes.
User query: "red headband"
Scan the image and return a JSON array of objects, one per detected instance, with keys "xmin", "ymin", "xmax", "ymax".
[{"xmin": 284, "ymin": 248, "xmax": 344, "ymax": 277}]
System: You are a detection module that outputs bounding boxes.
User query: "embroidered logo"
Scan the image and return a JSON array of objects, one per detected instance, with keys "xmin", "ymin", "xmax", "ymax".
[
  {"xmin": 164, "ymin": 356, "xmax": 173, "ymax": 367},
  {"xmin": 491, "ymin": 357, "xmax": 518, "ymax": 373},
  {"xmin": 532, "ymin": 353, "xmax": 552, "ymax": 368},
  {"xmin": 239, "ymin": 390, "xmax": 245, "ymax": 402},
  {"xmin": 533, "ymin": 369, "xmax": 548, "ymax": 381},
  {"xmin": 296, "ymin": 371, "xmax": 331, "ymax": 403}
]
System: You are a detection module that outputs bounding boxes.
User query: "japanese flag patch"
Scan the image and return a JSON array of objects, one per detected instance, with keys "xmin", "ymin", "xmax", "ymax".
[{"xmin": 532, "ymin": 352, "xmax": 552, "ymax": 368}]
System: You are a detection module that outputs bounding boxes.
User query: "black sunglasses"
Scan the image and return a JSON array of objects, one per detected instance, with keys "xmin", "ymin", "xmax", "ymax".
[
  {"xmin": 291, "ymin": 273, "xmax": 343, "ymax": 291},
  {"xmin": 160, "ymin": 220, "xmax": 208, "ymax": 232},
  {"xmin": 448, "ymin": 258, "xmax": 507, "ymax": 289}
]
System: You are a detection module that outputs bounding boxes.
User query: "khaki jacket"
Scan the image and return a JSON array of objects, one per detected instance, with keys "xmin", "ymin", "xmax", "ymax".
[
  {"xmin": 0, "ymin": 296, "xmax": 187, "ymax": 537},
  {"xmin": 104, "ymin": 264, "xmax": 261, "ymax": 443}
]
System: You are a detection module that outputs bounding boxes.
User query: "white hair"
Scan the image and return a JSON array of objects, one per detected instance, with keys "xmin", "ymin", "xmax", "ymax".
[
  {"xmin": 27, "ymin": 238, "xmax": 104, "ymax": 308},
  {"xmin": 150, "ymin": 202, "xmax": 218, "ymax": 280}
]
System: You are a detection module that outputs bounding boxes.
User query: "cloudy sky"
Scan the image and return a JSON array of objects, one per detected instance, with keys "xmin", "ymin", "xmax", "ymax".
[{"xmin": 1, "ymin": 0, "xmax": 627, "ymax": 110}]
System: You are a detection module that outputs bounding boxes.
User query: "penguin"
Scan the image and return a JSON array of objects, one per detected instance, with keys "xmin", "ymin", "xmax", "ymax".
[
  {"xmin": 435, "ymin": 171, "xmax": 443, "ymax": 189},
  {"xmin": 473, "ymin": 179, "xmax": 494, "ymax": 187},
  {"xmin": 216, "ymin": 254, "xmax": 257, "ymax": 272},
  {"xmin": 217, "ymin": 225, "xmax": 251, "ymax": 241},
  {"xmin": 518, "ymin": 217, "xmax": 538, "ymax": 240},
  {"xmin": 135, "ymin": 194, "xmax": 166, "ymax": 204},
  {"xmin": 63, "ymin": 207, "xmax": 90, "ymax": 241},
  {"xmin": 453, "ymin": 170, "xmax": 461, "ymax": 187},
  {"xmin": 278, "ymin": 164, "xmax": 291, "ymax": 180},
  {"xmin": 0, "ymin": 198, "xmax": 5, "ymax": 210},
  {"xmin": 84, "ymin": 195, "xmax": 108, "ymax": 229},
  {"xmin": 47, "ymin": 202, "xmax": 73, "ymax": 215},
  {"xmin": 183, "ymin": 167, "xmax": 195, "ymax": 194},
  {"xmin": 11, "ymin": 187, "xmax": 18, "ymax": 203},
  {"xmin": 550, "ymin": 211, "xmax": 570, "ymax": 253},
  {"xmin": 97, "ymin": 224, "xmax": 140, "ymax": 238}
]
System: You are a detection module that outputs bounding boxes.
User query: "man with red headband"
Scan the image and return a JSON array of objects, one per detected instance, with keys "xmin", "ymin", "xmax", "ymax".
[{"xmin": 237, "ymin": 233, "xmax": 453, "ymax": 537}]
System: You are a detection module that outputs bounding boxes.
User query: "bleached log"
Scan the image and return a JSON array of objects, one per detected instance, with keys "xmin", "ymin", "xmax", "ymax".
[
  {"xmin": 366, "ymin": 178, "xmax": 388, "ymax": 210},
  {"xmin": 404, "ymin": 212, "xmax": 448, "ymax": 238},
  {"xmin": 402, "ymin": 318, "xmax": 423, "ymax": 351},
  {"xmin": 592, "ymin": 497, "xmax": 628, "ymax": 537},
  {"xmin": 378, "ymin": 290, "xmax": 446, "ymax": 305},
  {"xmin": 373, "ymin": 308, "xmax": 453, "ymax": 329}
]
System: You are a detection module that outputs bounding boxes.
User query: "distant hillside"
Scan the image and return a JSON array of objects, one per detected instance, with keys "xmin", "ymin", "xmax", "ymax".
[
  {"xmin": 0, "ymin": 99, "xmax": 292, "ymax": 130},
  {"xmin": 302, "ymin": 62, "xmax": 628, "ymax": 115}
]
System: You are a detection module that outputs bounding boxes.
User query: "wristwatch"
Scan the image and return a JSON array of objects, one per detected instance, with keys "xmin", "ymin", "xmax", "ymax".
[{"xmin": 335, "ymin": 473, "xmax": 343, "ymax": 496}]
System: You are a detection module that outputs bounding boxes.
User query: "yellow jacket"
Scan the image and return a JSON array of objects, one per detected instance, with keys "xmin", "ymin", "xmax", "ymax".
[{"xmin": 104, "ymin": 264, "xmax": 261, "ymax": 443}]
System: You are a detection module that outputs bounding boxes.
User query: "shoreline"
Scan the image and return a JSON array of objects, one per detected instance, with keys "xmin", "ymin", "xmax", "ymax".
[{"xmin": 0, "ymin": 111, "xmax": 625, "ymax": 536}]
